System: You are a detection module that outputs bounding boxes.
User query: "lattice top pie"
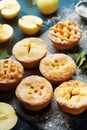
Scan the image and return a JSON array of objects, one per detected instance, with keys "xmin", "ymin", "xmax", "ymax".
[
  {"xmin": 0, "ymin": 59, "xmax": 24, "ymax": 91},
  {"xmin": 48, "ymin": 21, "xmax": 82, "ymax": 50}
]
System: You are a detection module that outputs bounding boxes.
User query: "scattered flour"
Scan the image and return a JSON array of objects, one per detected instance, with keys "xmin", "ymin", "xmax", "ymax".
[{"xmin": 11, "ymin": 2, "xmax": 87, "ymax": 130}]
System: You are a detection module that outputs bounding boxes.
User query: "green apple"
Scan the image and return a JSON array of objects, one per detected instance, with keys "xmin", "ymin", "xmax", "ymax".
[
  {"xmin": 0, "ymin": 24, "xmax": 13, "ymax": 43},
  {"xmin": 37, "ymin": 0, "xmax": 58, "ymax": 15},
  {"xmin": 18, "ymin": 15, "xmax": 43, "ymax": 35},
  {"xmin": 0, "ymin": 102, "xmax": 18, "ymax": 130},
  {"xmin": 0, "ymin": 0, "xmax": 20, "ymax": 19}
]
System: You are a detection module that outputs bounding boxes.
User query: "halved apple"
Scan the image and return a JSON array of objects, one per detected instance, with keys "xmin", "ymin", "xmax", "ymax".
[
  {"xmin": 18, "ymin": 15, "xmax": 43, "ymax": 35},
  {"xmin": 0, "ymin": 102, "xmax": 18, "ymax": 130},
  {"xmin": 0, "ymin": 0, "xmax": 20, "ymax": 19},
  {"xmin": 0, "ymin": 24, "xmax": 13, "ymax": 43}
]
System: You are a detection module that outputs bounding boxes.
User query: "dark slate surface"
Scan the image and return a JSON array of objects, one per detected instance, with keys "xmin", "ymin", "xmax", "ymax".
[{"xmin": 1, "ymin": 0, "xmax": 87, "ymax": 130}]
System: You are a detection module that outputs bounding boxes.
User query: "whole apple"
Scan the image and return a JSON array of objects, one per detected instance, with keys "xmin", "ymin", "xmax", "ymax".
[{"xmin": 37, "ymin": 0, "xmax": 58, "ymax": 15}]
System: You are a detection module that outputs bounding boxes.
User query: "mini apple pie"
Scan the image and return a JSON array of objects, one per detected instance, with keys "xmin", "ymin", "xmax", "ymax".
[
  {"xmin": 0, "ymin": 59, "xmax": 24, "ymax": 91},
  {"xmin": 16, "ymin": 75, "xmax": 53, "ymax": 111},
  {"xmin": 39, "ymin": 53, "xmax": 76, "ymax": 84},
  {"xmin": 54, "ymin": 80, "xmax": 87, "ymax": 115},
  {"xmin": 12, "ymin": 38, "xmax": 48, "ymax": 69},
  {"xmin": 48, "ymin": 21, "xmax": 82, "ymax": 50}
]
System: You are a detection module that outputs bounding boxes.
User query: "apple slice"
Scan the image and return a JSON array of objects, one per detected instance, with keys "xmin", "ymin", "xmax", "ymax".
[
  {"xmin": 0, "ymin": 102, "xmax": 18, "ymax": 130},
  {"xmin": 0, "ymin": 24, "xmax": 13, "ymax": 43},
  {"xmin": 18, "ymin": 15, "xmax": 43, "ymax": 35},
  {"xmin": 0, "ymin": 0, "xmax": 20, "ymax": 19}
]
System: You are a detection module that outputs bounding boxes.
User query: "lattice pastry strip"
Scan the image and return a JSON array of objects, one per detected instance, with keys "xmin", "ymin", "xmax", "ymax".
[
  {"xmin": 50, "ymin": 21, "xmax": 82, "ymax": 41},
  {"xmin": 0, "ymin": 59, "xmax": 24, "ymax": 82},
  {"xmin": 48, "ymin": 20, "xmax": 82, "ymax": 50}
]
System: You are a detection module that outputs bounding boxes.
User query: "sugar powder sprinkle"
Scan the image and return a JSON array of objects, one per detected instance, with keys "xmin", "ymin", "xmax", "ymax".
[{"xmin": 12, "ymin": 2, "xmax": 87, "ymax": 130}]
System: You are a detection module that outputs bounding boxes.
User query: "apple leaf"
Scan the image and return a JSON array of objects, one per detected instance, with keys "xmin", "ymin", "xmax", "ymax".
[
  {"xmin": 0, "ymin": 36, "xmax": 13, "ymax": 60},
  {"xmin": 0, "ymin": 48, "xmax": 10, "ymax": 60},
  {"xmin": 29, "ymin": 0, "xmax": 37, "ymax": 7},
  {"xmin": 68, "ymin": 48, "xmax": 87, "ymax": 68}
]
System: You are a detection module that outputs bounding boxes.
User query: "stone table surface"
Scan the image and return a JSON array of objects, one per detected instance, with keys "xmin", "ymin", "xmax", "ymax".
[{"xmin": 1, "ymin": 0, "xmax": 87, "ymax": 130}]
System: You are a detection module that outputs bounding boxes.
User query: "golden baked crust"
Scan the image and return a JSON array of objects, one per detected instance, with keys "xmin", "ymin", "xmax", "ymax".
[
  {"xmin": 12, "ymin": 38, "xmax": 48, "ymax": 69},
  {"xmin": 0, "ymin": 59, "xmax": 24, "ymax": 91},
  {"xmin": 39, "ymin": 53, "xmax": 76, "ymax": 84},
  {"xmin": 16, "ymin": 75, "xmax": 53, "ymax": 111},
  {"xmin": 48, "ymin": 21, "xmax": 82, "ymax": 50},
  {"xmin": 54, "ymin": 80, "xmax": 87, "ymax": 115}
]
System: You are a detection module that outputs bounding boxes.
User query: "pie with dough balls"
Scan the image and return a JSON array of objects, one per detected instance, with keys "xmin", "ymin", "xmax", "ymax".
[
  {"xmin": 39, "ymin": 53, "xmax": 76, "ymax": 84},
  {"xmin": 16, "ymin": 75, "xmax": 53, "ymax": 111}
]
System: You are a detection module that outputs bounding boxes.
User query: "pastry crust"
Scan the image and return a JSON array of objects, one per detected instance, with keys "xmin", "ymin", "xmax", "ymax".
[
  {"xmin": 15, "ymin": 75, "xmax": 53, "ymax": 111},
  {"xmin": 54, "ymin": 80, "xmax": 87, "ymax": 115},
  {"xmin": 39, "ymin": 53, "xmax": 76, "ymax": 84},
  {"xmin": 12, "ymin": 38, "xmax": 48, "ymax": 69},
  {"xmin": 0, "ymin": 59, "xmax": 24, "ymax": 91},
  {"xmin": 48, "ymin": 21, "xmax": 82, "ymax": 50}
]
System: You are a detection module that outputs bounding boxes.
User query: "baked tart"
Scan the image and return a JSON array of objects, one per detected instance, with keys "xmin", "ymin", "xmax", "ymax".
[
  {"xmin": 39, "ymin": 53, "xmax": 76, "ymax": 84},
  {"xmin": 12, "ymin": 38, "xmax": 48, "ymax": 69},
  {"xmin": 16, "ymin": 75, "xmax": 53, "ymax": 111},
  {"xmin": 54, "ymin": 80, "xmax": 87, "ymax": 115},
  {"xmin": 0, "ymin": 59, "xmax": 24, "ymax": 91},
  {"xmin": 48, "ymin": 21, "xmax": 82, "ymax": 50}
]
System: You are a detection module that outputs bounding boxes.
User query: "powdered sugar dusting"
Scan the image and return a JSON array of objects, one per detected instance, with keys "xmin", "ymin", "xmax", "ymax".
[
  {"xmin": 12, "ymin": 96, "xmax": 87, "ymax": 130},
  {"xmin": 9, "ymin": 2, "xmax": 87, "ymax": 130}
]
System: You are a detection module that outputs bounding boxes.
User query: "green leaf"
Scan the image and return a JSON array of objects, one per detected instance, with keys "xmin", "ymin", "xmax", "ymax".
[
  {"xmin": 0, "ymin": 50, "xmax": 10, "ymax": 60},
  {"xmin": 68, "ymin": 53, "xmax": 79, "ymax": 63},
  {"xmin": 29, "ymin": 0, "xmax": 37, "ymax": 7},
  {"xmin": 0, "ymin": 36, "xmax": 13, "ymax": 60},
  {"xmin": 78, "ymin": 55, "xmax": 86, "ymax": 67},
  {"xmin": 68, "ymin": 48, "xmax": 87, "ymax": 68},
  {"xmin": 81, "ymin": 64, "xmax": 87, "ymax": 69}
]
